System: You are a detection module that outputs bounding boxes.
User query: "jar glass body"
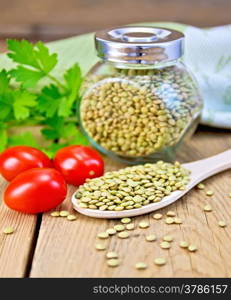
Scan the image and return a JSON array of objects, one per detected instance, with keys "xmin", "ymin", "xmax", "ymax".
[{"xmin": 79, "ymin": 60, "xmax": 203, "ymax": 164}]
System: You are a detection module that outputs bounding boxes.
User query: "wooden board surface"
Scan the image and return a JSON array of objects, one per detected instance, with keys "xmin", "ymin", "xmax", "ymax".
[
  {"xmin": 0, "ymin": 46, "xmax": 231, "ymax": 277},
  {"xmin": 0, "ymin": 127, "xmax": 231, "ymax": 277},
  {"xmin": 0, "ymin": 179, "xmax": 37, "ymax": 278},
  {"xmin": 11, "ymin": 128, "xmax": 230, "ymax": 278},
  {"xmin": 0, "ymin": 0, "xmax": 231, "ymax": 40}
]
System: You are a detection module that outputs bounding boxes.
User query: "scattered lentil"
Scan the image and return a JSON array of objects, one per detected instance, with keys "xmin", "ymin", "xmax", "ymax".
[
  {"xmin": 173, "ymin": 217, "xmax": 182, "ymax": 224},
  {"xmin": 163, "ymin": 235, "xmax": 173, "ymax": 242},
  {"xmin": 107, "ymin": 259, "xmax": 120, "ymax": 267},
  {"xmin": 153, "ymin": 213, "xmax": 163, "ymax": 220},
  {"xmin": 95, "ymin": 243, "xmax": 106, "ymax": 251},
  {"xmin": 76, "ymin": 161, "xmax": 190, "ymax": 211},
  {"xmin": 114, "ymin": 225, "xmax": 125, "ymax": 232},
  {"xmin": 139, "ymin": 221, "xmax": 150, "ymax": 229},
  {"xmin": 3, "ymin": 227, "xmax": 14, "ymax": 234},
  {"xmin": 118, "ymin": 231, "xmax": 130, "ymax": 239},
  {"xmin": 206, "ymin": 190, "xmax": 214, "ymax": 196},
  {"xmin": 179, "ymin": 241, "xmax": 189, "ymax": 248},
  {"xmin": 106, "ymin": 252, "xmax": 118, "ymax": 259},
  {"xmin": 60, "ymin": 210, "xmax": 69, "ymax": 217},
  {"xmin": 135, "ymin": 262, "xmax": 147, "ymax": 270},
  {"xmin": 203, "ymin": 205, "xmax": 212, "ymax": 212},
  {"xmin": 188, "ymin": 244, "xmax": 197, "ymax": 252},
  {"xmin": 160, "ymin": 241, "xmax": 171, "ymax": 249},
  {"xmin": 146, "ymin": 234, "xmax": 157, "ymax": 242},
  {"xmin": 121, "ymin": 218, "xmax": 131, "ymax": 224},
  {"xmin": 106, "ymin": 228, "xmax": 117, "ymax": 235},
  {"xmin": 154, "ymin": 258, "xmax": 166, "ymax": 266},
  {"xmin": 97, "ymin": 232, "xmax": 109, "ymax": 239},
  {"xmin": 218, "ymin": 221, "xmax": 227, "ymax": 228},
  {"xmin": 67, "ymin": 215, "xmax": 77, "ymax": 221},
  {"xmin": 166, "ymin": 211, "xmax": 176, "ymax": 217},
  {"xmin": 50, "ymin": 211, "xmax": 60, "ymax": 217},
  {"xmin": 126, "ymin": 223, "xmax": 135, "ymax": 230},
  {"xmin": 165, "ymin": 217, "xmax": 174, "ymax": 225},
  {"xmin": 197, "ymin": 183, "xmax": 205, "ymax": 190}
]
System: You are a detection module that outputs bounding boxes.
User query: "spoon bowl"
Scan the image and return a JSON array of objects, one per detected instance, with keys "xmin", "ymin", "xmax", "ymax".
[{"xmin": 72, "ymin": 150, "xmax": 231, "ymax": 218}]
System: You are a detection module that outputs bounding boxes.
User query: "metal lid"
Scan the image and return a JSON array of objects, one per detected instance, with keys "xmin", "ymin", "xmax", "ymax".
[{"xmin": 95, "ymin": 26, "xmax": 184, "ymax": 65}]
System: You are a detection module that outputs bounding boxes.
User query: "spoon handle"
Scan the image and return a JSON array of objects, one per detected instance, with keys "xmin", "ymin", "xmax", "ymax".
[{"xmin": 183, "ymin": 149, "xmax": 231, "ymax": 184}]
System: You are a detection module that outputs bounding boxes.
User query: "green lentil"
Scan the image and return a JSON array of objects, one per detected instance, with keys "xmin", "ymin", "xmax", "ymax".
[
  {"xmin": 118, "ymin": 231, "xmax": 130, "ymax": 239},
  {"xmin": 121, "ymin": 218, "xmax": 131, "ymax": 224},
  {"xmin": 153, "ymin": 213, "xmax": 163, "ymax": 220},
  {"xmin": 114, "ymin": 225, "xmax": 125, "ymax": 232},
  {"xmin": 218, "ymin": 221, "xmax": 227, "ymax": 228},
  {"xmin": 166, "ymin": 211, "xmax": 176, "ymax": 217},
  {"xmin": 206, "ymin": 190, "xmax": 214, "ymax": 196},
  {"xmin": 95, "ymin": 243, "xmax": 106, "ymax": 251},
  {"xmin": 188, "ymin": 244, "xmax": 198, "ymax": 252},
  {"xmin": 173, "ymin": 217, "xmax": 182, "ymax": 224},
  {"xmin": 3, "ymin": 227, "xmax": 14, "ymax": 234},
  {"xmin": 203, "ymin": 205, "xmax": 212, "ymax": 212},
  {"xmin": 67, "ymin": 215, "xmax": 77, "ymax": 221},
  {"xmin": 50, "ymin": 211, "xmax": 60, "ymax": 217},
  {"xmin": 165, "ymin": 217, "xmax": 174, "ymax": 225},
  {"xmin": 146, "ymin": 234, "xmax": 157, "ymax": 242},
  {"xmin": 97, "ymin": 232, "xmax": 109, "ymax": 239},
  {"xmin": 179, "ymin": 241, "xmax": 189, "ymax": 248},
  {"xmin": 139, "ymin": 221, "xmax": 149, "ymax": 229},
  {"xmin": 60, "ymin": 210, "xmax": 69, "ymax": 217},
  {"xmin": 197, "ymin": 183, "xmax": 205, "ymax": 190},
  {"xmin": 126, "ymin": 223, "xmax": 135, "ymax": 230},
  {"xmin": 107, "ymin": 259, "xmax": 120, "ymax": 267},
  {"xmin": 76, "ymin": 161, "xmax": 190, "ymax": 211},
  {"xmin": 135, "ymin": 262, "xmax": 147, "ymax": 270},
  {"xmin": 106, "ymin": 252, "xmax": 118, "ymax": 259},
  {"xmin": 160, "ymin": 241, "xmax": 171, "ymax": 249},
  {"xmin": 163, "ymin": 235, "xmax": 173, "ymax": 242},
  {"xmin": 154, "ymin": 258, "xmax": 166, "ymax": 266},
  {"xmin": 106, "ymin": 228, "xmax": 117, "ymax": 235}
]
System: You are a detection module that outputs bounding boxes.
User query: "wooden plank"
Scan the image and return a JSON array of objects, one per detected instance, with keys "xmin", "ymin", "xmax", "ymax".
[
  {"xmin": 29, "ymin": 128, "xmax": 231, "ymax": 277},
  {"xmin": 0, "ymin": 178, "xmax": 37, "ymax": 277},
  {"xmin": 0, "ymin": 0, "xmax": 230, "ymax": 40}
]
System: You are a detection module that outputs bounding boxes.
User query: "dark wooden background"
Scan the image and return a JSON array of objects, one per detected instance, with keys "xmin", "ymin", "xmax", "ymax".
[{"xmin": 0, "ymin": 0, "xmax": 230, "ymax": 45}]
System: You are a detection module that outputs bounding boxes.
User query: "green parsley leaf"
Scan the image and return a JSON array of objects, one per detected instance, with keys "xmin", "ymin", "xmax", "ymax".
[
  {"xmin": 8, "ymin": 132, "xmax": 39, "ymax": 148},
  {"xmin": 2, "ymin": 39, "xmax": 85, "ymax": 154},
  {"xmin": 0, "ymin": 127, "xmax": 8, "ymax": 152},
  {"xmin": 35, "ymin": 41, "xmax": 58, "ymax": 74},
  {"xmin": 69, "ymin": 129, "xmax": 89, "ymax": 146},
  {"xmin": 64, "ymin": 63, "xmax": 82, "ymax": 92},
  {"xmin": 7, "ymin": 39, "xmax": 40, "ymax": 69},
  {"xmin": 0, "ymin": 69, "xmax": 10, "ymax": 94},
  {"xmin": 13, "ymin": 90, "xmax": 37, "ymax": 120},
  {"xmin": 41, "ymin": 116, "xmax": 64, "ymax": 140},
  {"xmin": 38, "ymin": 84, "xmax": 62, "ymax": 117},
  {"xmin": 7, "ymin": 39, "xmax": 58, "ymax": 74},
  {"xmin": 9, "ymin": 66, "xmax": 44, "ymax": 88},
  {"xmin": 56, "ymin": 64, "xmax": 82, "ymax": 117}
]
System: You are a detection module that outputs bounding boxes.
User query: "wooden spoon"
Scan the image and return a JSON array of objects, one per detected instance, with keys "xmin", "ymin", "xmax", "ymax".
[{"xmin": 72, "ymin": 150, "xmax": 231, "ymax": 219}]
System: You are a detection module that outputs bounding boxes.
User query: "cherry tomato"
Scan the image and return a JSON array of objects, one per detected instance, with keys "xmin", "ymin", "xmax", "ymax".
[
  {"xmin": 54, "ymin": 145, "xmax": 104, "ymax": 186},
  {"xmin": 4, "ymin": 168, "xmax": 67, "ymax": 214},
  {"xmin": 0, "ymin": 146, "xmax": 52, "ymax": 181}
]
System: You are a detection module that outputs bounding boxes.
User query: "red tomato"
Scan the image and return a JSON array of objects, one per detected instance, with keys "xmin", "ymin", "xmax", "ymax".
[
  {"xmin": 54, "ymin": 145, "xmax": 104, "ymax": 186},
  {"xmin": 4, "ymin": 168, "xmax": 67, "ymax": 214},
  {"xmin": 0, "ymin": 146, "xmax": 52, "ymax": 181}
]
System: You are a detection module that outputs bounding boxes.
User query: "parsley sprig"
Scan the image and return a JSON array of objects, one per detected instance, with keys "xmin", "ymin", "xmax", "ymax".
[{"xmin": 0, "ymin": 39, "xmax": 88, "ymax": 156}]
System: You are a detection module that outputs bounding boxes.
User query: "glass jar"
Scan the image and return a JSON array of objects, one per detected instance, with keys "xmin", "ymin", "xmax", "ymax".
[{"xmin": 79, "ymin": 26, "xmax": 203, "ymax": 164}]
